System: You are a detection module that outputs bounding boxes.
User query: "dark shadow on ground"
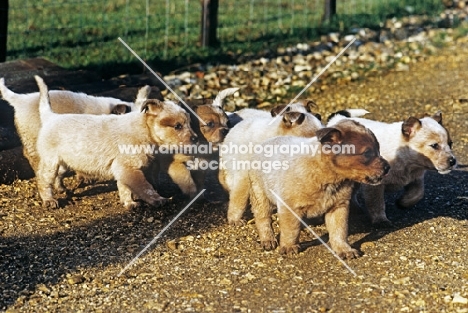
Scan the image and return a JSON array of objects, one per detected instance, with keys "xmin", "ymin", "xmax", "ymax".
[{"xmin": 348, "ymin": 169, "xmax": 468, "ymax": 249}]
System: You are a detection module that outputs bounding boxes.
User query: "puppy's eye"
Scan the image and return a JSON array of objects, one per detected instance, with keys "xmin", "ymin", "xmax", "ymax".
[
  {"xmin": 363, "ymin": 149, "xmax": 374, "ymax": 159},
  {"xmin": 207, "ymin": 121, "xmax": 215, "ymax": 128},
  {"xmin": 430, "ymin": 143, "xmax": 439, "ymax": 150},
  {"xmin": 174, "ymin": 123, "xmax": 183, "ymax": 130}
]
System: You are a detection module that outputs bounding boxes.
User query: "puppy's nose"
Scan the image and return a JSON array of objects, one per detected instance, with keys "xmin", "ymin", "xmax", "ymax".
[
  {"xmin": 383, "ymin": 162, "xmax": 390, "ymax": 175},
  {"xmin": 449, "ymin": 156, "xmax": 457, "ymax": 167},
  {"xmin": 221, "ymin": 128, "xmax": 229, "ymax": 136},
  {"xmin": 191, "ymin": 135, "xmax": 198, "ymax": 143}
]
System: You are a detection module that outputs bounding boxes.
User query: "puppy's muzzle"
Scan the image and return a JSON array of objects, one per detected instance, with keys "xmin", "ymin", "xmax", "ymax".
[
  {"xmin": 449, "ymin": 156, "xmax": 457, "ymax": 167},
  {"xmin": 366, "ymin": 158, "xmax": 390, "ymax": 185},
  {"xmin": 438, "ymin": 155, "xmax": 457, "ymax": 174},
  {"xmin": 383, "ymin": 162, "xmax": 391, "ymax": 176},
  {"xmin": 221, "ymin": 127, "xmax": 229, "ymax": 136}
]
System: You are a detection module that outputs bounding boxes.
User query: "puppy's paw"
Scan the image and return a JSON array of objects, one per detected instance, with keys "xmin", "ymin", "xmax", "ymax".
[
  {"xmin": 228, "ymin": 218, "xmax": 245, "ymax": 227},
  {"xmin": 337, "ymin": 248, "xmax": 362, "ymax": 260},
  {"xmin": 150, "ymin": 197, "xmax": 168, "ymax": 208},
  {"xmin": 260, "ymin": 240, "xmax": 278, "ymax": 251},
  {"xmin": 395, "ymin": 199, "xmax": 415, "ymax": 210},
  {"xmin": 43, "ymin": 199, "xmax": 59, "ymax": 209},
  {"xmin": 372, "ymin": 220, "xmax": 394, "ymax": 229},
  {"xmin": 123, "ymin": 201, "xmax": 141, "ymax": 210},
  {"xmin": 55, "ymin": 185, "xmax": 67, "ymax": 194},
  {"xmin": 279, "ymin": 244, "xmax": 300, "ymax": 255}
]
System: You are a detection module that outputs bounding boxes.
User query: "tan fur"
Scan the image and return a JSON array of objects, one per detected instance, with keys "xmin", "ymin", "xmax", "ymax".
[
  {"xmin": 156, "ymin": 88, "xmax": 237, "ymax": 197},
  {"xmin": 34, "ymin": 76, "xmax": 197, "ymax": 209},
  {"xmin": 328, "ymin": 111, "xmax": 457, "ymax": 227},
  {"xmin": 248, "ymin": 120, "xmax": 390, "ymax": 257},
  {"xmin": 220, "ymin": 107, "xmax": 323, "ymax": 225}
]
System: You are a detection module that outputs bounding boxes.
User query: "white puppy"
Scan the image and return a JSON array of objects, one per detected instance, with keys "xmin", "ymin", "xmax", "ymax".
[
  {"xmin": 0, "ymin": 77, "xmax": 139, "ymax": 172},
  {"xmin": 328, "ymin": 110, "xmax": 457, "ymax": 227},
  {"xmin": 227, "ymin": 99, "xmax": 319, "ymax": 127},
  {"xmin": 34, "ymin": 76, "xmax": 198, "ymax": 209}
]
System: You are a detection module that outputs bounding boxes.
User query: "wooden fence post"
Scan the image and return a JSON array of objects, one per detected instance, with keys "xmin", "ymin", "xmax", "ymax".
[
  {"xmin": 322, "ymin": 0, "xmax": 337, "ymax": 22},
  {"xmin": 200, "ymin": 0, "xmax": 219, "ymax": 47},
  {"xmin": 0, "ymin": 0, "xmax": 8, "ymax": 62}
]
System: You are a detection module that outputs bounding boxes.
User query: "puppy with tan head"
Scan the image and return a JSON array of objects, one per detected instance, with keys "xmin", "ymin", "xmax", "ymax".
[
  {"xmin": 0, "ymin": 78, "xmax": 141, "ymax": 173},
  {"xmin": 328, "ymin": 111, "xmax": 457, "ymax": 227},
  {"xmin": 34, "ymin": 76, "xmax": 197, "ymax": 209},
  {"xmin": 219, "ymin": 104, "xmax": 323, "ymax": 226},
  {"xmin": 248, "ymin": 120, "xmax": 390, "ymax": 257},
  {"xmin": 157, "ymin": 87, "xmax": 238, "ymax": 197}
]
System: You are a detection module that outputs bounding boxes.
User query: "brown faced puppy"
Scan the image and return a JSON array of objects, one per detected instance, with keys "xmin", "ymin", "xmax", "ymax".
[
  {"xmin": 328, "ymin": 111, "xmax": 457, "ymax": 227},
  {"xmin": 219, "ymin": 107, "xmax": 323, "ymax": 226},
  {"xmin": 248, "ymin": 120, "xmax": 390, "ymax": 257},
  {"xmin": 157, "ymin": 88, "xmax": 238, "ymax": 197},
  {"xmin": 34, "ymin": 76, "xmax": 197, "ymax": 209},
  {"xmin": 0, "ymin": 77, "xmax": 139, "ymax": 173}
]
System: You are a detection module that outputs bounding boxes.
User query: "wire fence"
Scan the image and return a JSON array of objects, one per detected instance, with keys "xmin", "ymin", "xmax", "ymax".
[{"xmin": 5, "ymin": 0, "xmax": 443, "ymax": 74}]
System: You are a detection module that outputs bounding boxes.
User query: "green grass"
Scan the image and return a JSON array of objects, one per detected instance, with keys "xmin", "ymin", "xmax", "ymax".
[{"xmin": 6, "ymin": 0, "xmax": 444, "ymax": 77}]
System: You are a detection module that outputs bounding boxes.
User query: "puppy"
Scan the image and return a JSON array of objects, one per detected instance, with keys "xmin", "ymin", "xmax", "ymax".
[
  {"xmin": 248, "ymin": 120, "xmax": 390, "ymax": 257},
  {"xmin": 219, "ymin": 106, "xmax": 323, "ymax": 225},
  {"xmin": 0, "ymin": 77, "xmax": 138, "ymax": 173},
  {"xmin": 34, "ymin": 76, "xmax": 197, "ymax": 209},
  {"xmin": 328, "ymin": 110, "xmax": 457, "ymax": 227},
  {"xmin": 157, "ymin": 87, "xmax": 239, "ymax": 197},
  {"xmin": 227, "ymin": 99, "xmax": 320, "ymax": 127}
]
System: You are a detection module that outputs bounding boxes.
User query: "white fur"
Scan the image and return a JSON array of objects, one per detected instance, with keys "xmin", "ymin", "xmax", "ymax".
[
  {"xmin": 34, "ymin": 75, "xmax": 196, "ymax": 209},
  {"xmin": 0, "ymin": 77, "xmax": 146, "ymax": 173},
  {"xmin": 328, "ymin": 112, "xmax": 456, "ymax": 226},
  {"xmin": 212, "ymin": 87, "xmax": 239, "ymax": 107}
]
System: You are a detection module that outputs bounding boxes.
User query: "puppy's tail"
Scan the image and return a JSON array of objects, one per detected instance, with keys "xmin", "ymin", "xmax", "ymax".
[
  {"xmin": 0, "ymin": 77, "xmax": 22, "ymax": 106},
  {"xmin": 213, "ymin": 87, "xmax": 239, "ymax": 108},
  {"xmin": 134, "ymin": 85, "xmax": 151, "ymax": 111},
  {"xmin": 35, "ymin": 75, "xmax": 53, "ymax": 122},
  {"xmin": 327, "ymin": 109, "xmax": 369, "ymax": 123}
]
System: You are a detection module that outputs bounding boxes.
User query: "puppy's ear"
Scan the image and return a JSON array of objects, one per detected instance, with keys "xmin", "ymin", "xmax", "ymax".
[
  {"xmin": 316, "ymin": 127, "xmax": 342, "ymax": 144},
  {"xmin": 314, "ymin": 113, "xmax": 322, "ymax": 121},
  {"xmin": 282, "ymin": 112, "xmax": 305, "ymax": 127},
  {"xmin": 431, "ymin": 111, "xmax": 443, "ymax": 124},
  {"xmin": 134, "ymin": 85, "xmax": 151, "ymax": 111},
  {"xmin": 402, "ymin": 117, "xmax": 422, "ymax": 138},
  {"xmin": 111, "ymin": 104, "xmax": 131, "ymax": 115},
  {"xmin": 141, "ymin": 99, "xmax": 164, "ymax": 115},
  {"xmin": 299, "ymin": 99, "xmax": 318, "ymax": 112},
  {"xmin": 213, "ymin": 87, "xmax": 239, "ymax": 107},
  {"xmin": 271, "ymin": 104, "xmax": 290, "ymax": 117}
]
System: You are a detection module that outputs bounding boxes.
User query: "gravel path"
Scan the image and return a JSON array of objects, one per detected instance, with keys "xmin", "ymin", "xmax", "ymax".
[{"xmin": 1, "ymin": 36, "xmax": 468, "ymax": 313}]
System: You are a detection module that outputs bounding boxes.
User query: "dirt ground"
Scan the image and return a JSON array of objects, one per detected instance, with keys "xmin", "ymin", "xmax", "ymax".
[{"xmin": 1, "ymin": 41, "xmax": 467, "ymax": 312}]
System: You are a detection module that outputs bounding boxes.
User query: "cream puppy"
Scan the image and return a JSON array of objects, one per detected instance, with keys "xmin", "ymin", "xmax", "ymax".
[
  {"xmin": 328, "ymin": 110, "xmax": 457, "ymax": 227},
  {"xmin": 34, "ymin": 76, "xmax": 197, "ymax": 209},
  {"xmin": 227, "ymin": 99, "xmax": 319, "ymax": 127},
  {"xmin": 219, "ymin": 108, "xmax": 323, "ymax": 225},
  {"xmin": 0, "ymin": 77, "xmax": 139, "ymax": 172}
]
